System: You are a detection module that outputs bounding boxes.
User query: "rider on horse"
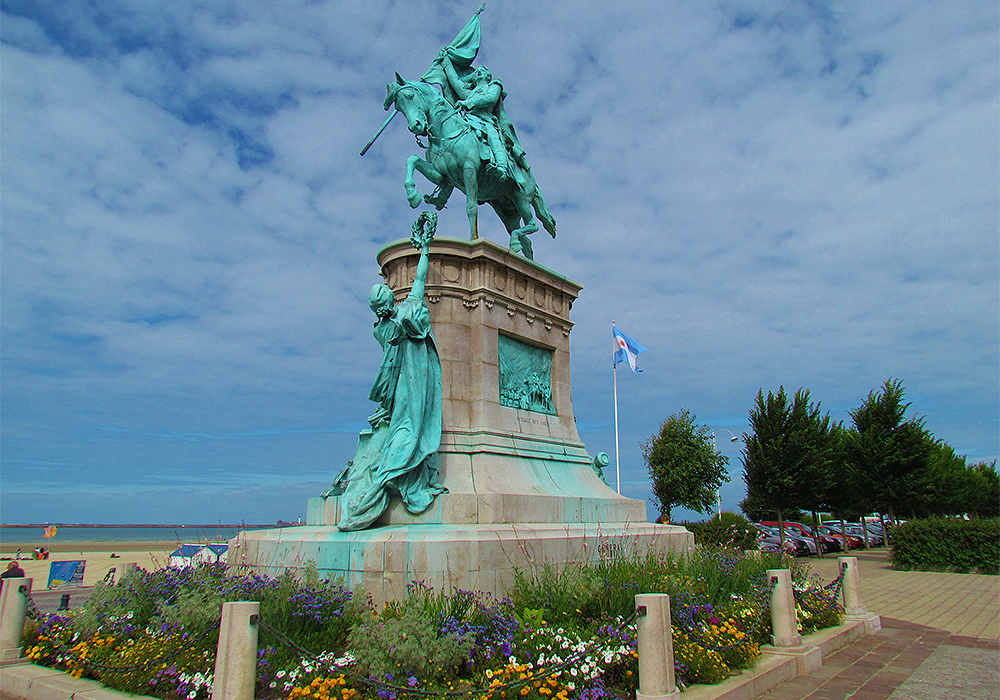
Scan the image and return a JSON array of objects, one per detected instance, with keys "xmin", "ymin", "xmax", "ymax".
[
  {"xmin": 371, "ymin": 6, "xmax": 556, "ymax": 259},
  {"xmin": 436, "ymin": 52, "xmax": 531, "ymax": 191}
]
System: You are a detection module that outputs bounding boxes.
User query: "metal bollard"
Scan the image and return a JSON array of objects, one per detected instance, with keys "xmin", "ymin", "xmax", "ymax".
[
  {"xmin": 211, "ymin": 601, "xmax": 259, "ymax": 700},
  {"xmin": 58, "ymin": 594, "xmax": 71, "ymax": 611},
  {"xmin": 838, "ymin": 557, "xmax": 866, "ymax": 616},
  {"xmin": 0, "ymin": 577, "xmax": 33, "ymax": 665},
  {"xmin": 635, "ymin": 593, "xmax": 680, "ymax": 700},
  {"xmin": 767, "ymin": 569, "xmax": 801, "ymax": 648}
]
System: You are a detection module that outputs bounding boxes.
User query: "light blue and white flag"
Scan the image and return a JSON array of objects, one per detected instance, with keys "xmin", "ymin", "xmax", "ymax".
[{"xmin": 613, "ymin": 325, "xmax": 647, "ymax": 372}]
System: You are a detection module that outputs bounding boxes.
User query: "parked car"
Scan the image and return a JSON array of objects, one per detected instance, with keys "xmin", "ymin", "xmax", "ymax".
[
  {"xmin": 755, "ymin": 524, "xmax": 810, "ymax": 556},
  {"xmin": 828, "ymin": 522, "xmax": 884, "ymax": 547},
  {"xmin": 759, "ymin": 521, "xmax": 841, "ymax": 553},
  {"xmin": 820, "ymin": 524, "xmax": 866, "ymax": 549},
  {"xmin": 813, "ymin": 526, "xmax": 843, "ymax": 552},
  {"xmin": 826, "ymin": 519, "xmax": 886, "ymax": 544},
  {"xmin": 848, "ymin": 524, "xmax": 883, "ymax": 547}
]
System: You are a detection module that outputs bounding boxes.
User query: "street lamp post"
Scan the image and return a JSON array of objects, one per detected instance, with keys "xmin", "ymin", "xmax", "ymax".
[{"xmin": 711, "ymin": 429, "xmax": 739, "ymax": 517}]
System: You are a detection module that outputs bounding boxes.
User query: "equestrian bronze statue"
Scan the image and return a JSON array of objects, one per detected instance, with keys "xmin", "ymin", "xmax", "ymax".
[{"xmin": 362, "ymin": 6, "xmax": 556, "ymax": 260}]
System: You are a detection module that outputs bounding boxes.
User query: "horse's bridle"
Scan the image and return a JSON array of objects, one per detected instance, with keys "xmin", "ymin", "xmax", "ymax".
[{"xmin": 397, "ymin": 85, "xmax": 473, "ymax": 149}]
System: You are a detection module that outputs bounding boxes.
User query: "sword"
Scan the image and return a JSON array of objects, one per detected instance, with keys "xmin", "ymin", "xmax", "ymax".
[{"xmin": 360, "ymin": 110, "xmax": 398, "ymax": 156}]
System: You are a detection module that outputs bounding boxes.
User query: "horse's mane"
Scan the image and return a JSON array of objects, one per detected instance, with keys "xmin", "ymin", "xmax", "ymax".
[{"xmin": 385, "ymin": 76, "xmax": 455, "ymax": 115}]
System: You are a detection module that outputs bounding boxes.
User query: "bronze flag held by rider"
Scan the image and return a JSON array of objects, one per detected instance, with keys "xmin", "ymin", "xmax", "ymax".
[{"xmin": 362, "ymin": 5, "xmax": 556, "ymax": 260}]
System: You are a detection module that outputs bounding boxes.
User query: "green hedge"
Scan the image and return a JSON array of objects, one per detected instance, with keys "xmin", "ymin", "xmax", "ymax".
[{"xmin": 890, "ymin": 518, "xmax": 999, "ymax": 574}]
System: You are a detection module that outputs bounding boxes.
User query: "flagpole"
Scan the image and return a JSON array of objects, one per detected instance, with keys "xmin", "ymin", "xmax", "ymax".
[{"xmin": 613, "ymin": 321, "xmax": 621, "ymax": 494}]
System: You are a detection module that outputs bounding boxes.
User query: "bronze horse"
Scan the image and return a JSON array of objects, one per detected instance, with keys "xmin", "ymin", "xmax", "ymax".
[{"xmin": 384, "ymin": 74, "xmax": 556, "ymax": 260}]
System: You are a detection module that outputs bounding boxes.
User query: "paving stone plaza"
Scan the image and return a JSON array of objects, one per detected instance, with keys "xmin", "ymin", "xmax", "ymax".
[{"xmin": 755, "ymin": 549, "xmax": 999, "ymax": 700}]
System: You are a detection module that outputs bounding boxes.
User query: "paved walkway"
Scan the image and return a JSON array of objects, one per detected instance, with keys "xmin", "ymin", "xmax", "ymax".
[{"xmin": 755, "ymin": 548, "xmax": 1000, "ymax": 700}]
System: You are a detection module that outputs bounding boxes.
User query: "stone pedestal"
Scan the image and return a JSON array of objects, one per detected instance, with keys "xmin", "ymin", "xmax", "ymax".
[
  {"xmin": 232, "ymin": 237, "xmax": 692, "ymax": 600},
  {"xmin": 231, "ymin": 522, "xmax": 691, "ymax": 603},
  {"xmin": 0, "ymin": 577, "xmax": 31, "ymax": 665}
]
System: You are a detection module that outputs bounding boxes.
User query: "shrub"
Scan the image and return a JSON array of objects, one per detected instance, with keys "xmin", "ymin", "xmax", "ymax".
[
  {"xmin": 686, "ymin": 513, "xmax": 760, "ymax": 550},
  {"xmin": 346, "ymin": 603, "xmax": 474, "ymax": 681},
  {"xmin": 344, "ymin": 582, "xmax": 519, "ymax": 684},
  {"xmin": 891, "ymin": 518, "xmax": 1000, "ymax": 574}
]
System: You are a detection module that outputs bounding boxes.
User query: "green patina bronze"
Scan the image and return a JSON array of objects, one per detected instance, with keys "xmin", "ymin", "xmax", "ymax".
[
  {"xmin": 369, "ymin": 6, "xmax": 557, "ymax": 260},
  {"xmin": 498, "ymin": 334, "xmax": 554, "ymax": 414},
  {"xmin": 329, "ymin": 217, "xmax": 446, "ymax": 531}
]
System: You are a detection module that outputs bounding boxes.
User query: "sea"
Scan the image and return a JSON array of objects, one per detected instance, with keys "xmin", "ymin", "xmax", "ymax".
[{"xmin": 0, "ymin": 525, "xmax": 286, "ymax": 545}]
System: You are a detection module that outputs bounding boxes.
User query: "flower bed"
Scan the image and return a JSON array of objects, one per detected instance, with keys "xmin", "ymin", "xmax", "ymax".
[{"xmin": 21, "ymin": 548, "xmax": 842, "ymax": 700}]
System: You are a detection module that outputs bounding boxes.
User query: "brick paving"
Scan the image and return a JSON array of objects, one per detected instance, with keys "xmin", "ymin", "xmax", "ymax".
[{"xmin": 754, "ymin": 549, "xmax": 1000, "ymax": 700}]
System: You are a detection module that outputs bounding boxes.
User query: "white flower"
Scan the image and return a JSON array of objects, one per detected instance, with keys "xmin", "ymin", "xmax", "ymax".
[
  {"xmin": 276, "ymin": 671, "xmax": 286, "ymax": 678},
  {"xmin": 334, "ymin": 653, "xmax": 356, "ymax": 667},
  {"xmin": 187, "ymin": 692, "xmax": 197, "ymax": 699}
]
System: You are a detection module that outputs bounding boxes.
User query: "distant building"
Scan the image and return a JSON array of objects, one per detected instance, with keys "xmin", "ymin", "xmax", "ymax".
[{"xmin": 168, "ymin": 543, "xmax": 228, "ymax": 568}]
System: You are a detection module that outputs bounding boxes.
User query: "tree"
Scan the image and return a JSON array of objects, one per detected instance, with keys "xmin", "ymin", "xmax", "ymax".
[
  {"xmin": 741, "ymin": 387, "xmax": 833, "ymax": 542},
  {"xmin": 642, "ymin": 409, "xmax": 730, "ymax": 523},
  {"xmin": 845, "ymin": 379, "xmax": 933, "ymax": 524},
  {"xmin": 823, "ymin": 422, "xmax": 868, "ymax": 551},
  {"xmin": 922, "ymin": 439, "xmax": 973, "ymax": 517},
  {"xmin": 968, "ymin": 461, "xmax": 1000, "ymax": 519},
  {"xmin": 738, "ymin": 491, "xmax": 805, "ymax": 524}
]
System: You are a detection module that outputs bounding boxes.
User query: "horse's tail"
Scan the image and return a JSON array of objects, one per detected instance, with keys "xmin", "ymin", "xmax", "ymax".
[{"xmin": 532, "ymin": 188, "xmax": 557, "ymax": 239}]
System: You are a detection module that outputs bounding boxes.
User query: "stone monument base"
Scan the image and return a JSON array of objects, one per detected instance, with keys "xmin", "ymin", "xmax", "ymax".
[
  {"xmin": 228, "ymin": 237, "xmax": 694, "ymax": 601},
  {"xmin": 230, "ymin": 522, "xmax": 692, "ymax": 603}
]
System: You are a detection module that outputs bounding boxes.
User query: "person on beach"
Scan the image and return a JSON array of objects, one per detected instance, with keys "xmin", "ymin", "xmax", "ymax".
[{"xmin": 1, "ymin": 561, "xmax": 25, "ymax": 584}]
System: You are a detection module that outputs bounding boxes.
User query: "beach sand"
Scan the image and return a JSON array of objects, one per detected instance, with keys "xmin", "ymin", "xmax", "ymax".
[{"xmin": 0, "ymin": 541, "xmax": 182, "ymax": 587}]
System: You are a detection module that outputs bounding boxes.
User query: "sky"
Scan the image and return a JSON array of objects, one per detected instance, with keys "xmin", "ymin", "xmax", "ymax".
[{"xmin": 1, "ymin": 0, "xmax": 997, "ymax": 525}]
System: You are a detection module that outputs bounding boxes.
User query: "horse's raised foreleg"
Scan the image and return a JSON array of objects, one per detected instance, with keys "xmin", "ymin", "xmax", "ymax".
[
  {"xmin": 462, "ymin": 162, "xmax": 479, "ymax": 240},
  {"xmin": 405, "ymin": 155, "xmax": 444, "ymax": 209}
]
